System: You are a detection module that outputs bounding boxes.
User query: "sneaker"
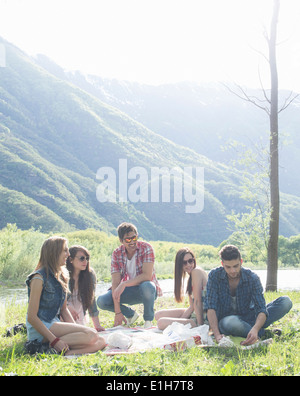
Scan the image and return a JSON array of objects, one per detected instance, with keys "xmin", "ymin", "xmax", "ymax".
[
  {"xmin": 24, "ymin": 340, "xmax": 57, "ymax": 355},
  {"xmin": 263, "ymin": 328, "xmax": 282, "ymax": 339},
  {"xmin": 126, "ymin": 311, "xmax": 139, "ymax": 326},
  {"xmin": 5, "ymin": 323, "xmax": 27, "ymax": 337},
  {"xmin": 144, "ymin": 321, "xmax": 153, "ymax": 329}
]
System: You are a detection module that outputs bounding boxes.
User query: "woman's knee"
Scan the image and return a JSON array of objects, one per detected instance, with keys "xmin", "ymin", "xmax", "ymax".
[
  {"xmin": 155, "ymin": 310, "xmax": 168, "ymax": 321},
  {"xmin": 95, "ymin": 336, "xmax": 106, "ymax": 350},
  {"xmin": 154, "ymin": 311, "xmax": 160, "ymax": 321},
  {"xmin": 84, "ymin": 328, "xmax": 99, "ymax": 344},
  {"xmin": 156, "ymin": 317, "xmax": 169, "ymax": 330}
]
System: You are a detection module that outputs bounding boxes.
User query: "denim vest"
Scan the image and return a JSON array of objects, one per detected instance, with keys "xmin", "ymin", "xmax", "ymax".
[{"xmin": 26, "ymin": 268, "xmax": 66, "ymax": 322}]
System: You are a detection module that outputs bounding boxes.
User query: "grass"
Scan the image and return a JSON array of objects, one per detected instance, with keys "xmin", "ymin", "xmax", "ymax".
[{"xmin": 0, "ymin": 291, "xmax": 299, "ymax": 376}]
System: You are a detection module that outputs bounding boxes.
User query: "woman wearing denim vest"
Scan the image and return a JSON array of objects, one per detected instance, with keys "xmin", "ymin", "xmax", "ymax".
[{"xmin": 26, "ymin": 236, "xmax": 106, "ymax": 355}]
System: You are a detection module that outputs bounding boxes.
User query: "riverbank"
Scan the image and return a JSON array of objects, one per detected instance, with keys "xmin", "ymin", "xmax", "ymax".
[
  {"xmin": 0, "ymin": 291, "xmax": 299, "ymax": 376},
  {"xmin": 1, "ymin": 269, "xmax": 299, "ymax": 305},
  {"xmin": 1, "ymin": 226, "xmax": 299, "ymax": 286}
]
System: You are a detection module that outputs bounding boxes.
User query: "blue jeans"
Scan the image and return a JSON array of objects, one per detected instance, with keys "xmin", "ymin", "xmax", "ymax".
[
  {"xmin": 219, "ymin": 296, "xmax": 293, "ymax": 338},
  {"xmin": 97, "ymin": 281, "xmax": 157, "ymax": 321}
]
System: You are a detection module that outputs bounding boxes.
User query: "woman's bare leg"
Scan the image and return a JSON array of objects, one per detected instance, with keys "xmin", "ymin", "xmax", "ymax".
[
  {"xmin": 155, "ymin": 308, "xmax": 196, "ymax": 330},
  {"xmin": 155, "ymin": 308, "xmax": 186, "ymax": 321},
  {"xmin": 50, "ymin": 322, "xmax": 106, "ymax": 354},
  {"xmin": 156, "ymin": 317, "xmax": 196, "ymax": 330},
  {"xmin": 63, "ymin": 338, "xmax": 106, "ymax": 356}
]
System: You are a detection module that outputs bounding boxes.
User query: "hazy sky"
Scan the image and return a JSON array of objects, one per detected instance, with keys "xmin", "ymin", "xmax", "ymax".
[{"xmin": 0, "ymin": 0, "xmax": 300, "ymax": 91}]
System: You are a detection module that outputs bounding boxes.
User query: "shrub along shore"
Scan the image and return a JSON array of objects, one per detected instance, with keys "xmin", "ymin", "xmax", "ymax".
[{"xmin": 1, "ymin": 225, "xmax": 299, "ymax": 286}]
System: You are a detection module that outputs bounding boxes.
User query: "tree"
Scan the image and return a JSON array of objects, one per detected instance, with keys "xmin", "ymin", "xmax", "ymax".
[
  {"xmin": 225, "ymin": 0, "xmax": 298, "ymax": 291},
  {"xmin": 267, "ymin": 0, "xmax": 280, "ymax": 292}
]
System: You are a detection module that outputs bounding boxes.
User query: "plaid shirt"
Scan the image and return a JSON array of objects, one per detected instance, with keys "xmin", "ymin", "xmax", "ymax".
[
  {"xmin": 111, "ymin": 241, "xmax": 163, "ymax": 297},
  {"xmin": 204, "ymin": 267, "xmax": 268, "ymax": 321}
]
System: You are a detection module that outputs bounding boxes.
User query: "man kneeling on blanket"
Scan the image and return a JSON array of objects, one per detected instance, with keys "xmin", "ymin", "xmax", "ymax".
[
  {"xmin": 97, "ymin": 223, "xmax": 163, "ymax": 329},
  {"xmin": 204, "ymin": 245, "xmax": 293, "ymax": 346}
]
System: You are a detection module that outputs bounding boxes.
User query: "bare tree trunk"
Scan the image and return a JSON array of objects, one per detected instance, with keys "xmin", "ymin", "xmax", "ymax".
[
  {"xmin": 224, "ymin": 0, "xmax": 298, "ymax": 290},
  {"xmin": 266, "ymin": 0, "xmax": 280, "ymax": 291}
]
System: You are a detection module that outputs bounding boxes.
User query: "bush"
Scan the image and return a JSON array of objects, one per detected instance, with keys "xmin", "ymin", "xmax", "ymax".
[
  {"xmin": 278, "ymin": 235, "xmax": 300, "ymax": 268},
  {"xmin": 0, "ymin": 225, "xmax": 299, "ymax": 285},
  {"xmin": 0, "ymin": 224, "xmax": 45, "ymax": 281}
]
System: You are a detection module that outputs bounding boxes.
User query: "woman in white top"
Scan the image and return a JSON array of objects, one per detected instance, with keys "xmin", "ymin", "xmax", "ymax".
[
  {"xmin": 66, "ymin": 245, "xmax": 105, "ymax": 332},
  {"xmin": 155, "ymin": 247, "xmax": 208, "ymax": 330}
]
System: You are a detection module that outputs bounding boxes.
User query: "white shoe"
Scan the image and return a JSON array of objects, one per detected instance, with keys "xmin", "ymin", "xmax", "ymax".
[
  {"xmin": 126, "ymin": 311, "xmax": 139, "ymax": 326},
  {"xmin": 144, "ymin": 321, "xmax": 153, "ymax": 329}
]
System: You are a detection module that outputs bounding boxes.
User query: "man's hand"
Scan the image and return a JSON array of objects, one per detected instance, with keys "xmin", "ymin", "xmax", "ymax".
[
  {"xmin": 207, "ymin": 309, "xmax": 225, "ymax": 344},
  {"xmin": 241, "ymin": 312, "xmax": 265, "ymax": 346},
  {"xmin": 216, "ymin": 334, "xmax": 225, "ymax": 343},
  {"xmin": 241, "ymin": 328, "xmax": 259, "ymax": 346},
  {"xmin": 114, "ymin": 312, "xmax": 127, "ymax": 327}
]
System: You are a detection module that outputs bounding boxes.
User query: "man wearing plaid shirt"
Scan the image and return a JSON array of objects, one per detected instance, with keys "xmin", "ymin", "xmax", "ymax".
[
  {"xmin": 97, "ymin": 223, "xmax": 162, "ymax": 328},
  {"xmin": 204, "ymin": 245, "xmax": 292, "ymax": 346}
]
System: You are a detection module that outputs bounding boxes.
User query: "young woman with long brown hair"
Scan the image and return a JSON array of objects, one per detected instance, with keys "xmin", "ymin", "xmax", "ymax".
[
  {"xmin": 66, "ymin": 245, "xmax": 105, "ymax": 332},
  {"xmin": 155, "ymin": 247, "xmax": 208, "ymax": 330},
  {"xmin": 26, "ymin": 236, "xmax": 106, "ymax": 355}
]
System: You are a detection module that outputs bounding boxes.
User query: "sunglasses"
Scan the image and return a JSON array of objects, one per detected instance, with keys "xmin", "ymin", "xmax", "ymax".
[
  {"xmin": 123, "ymin": 235, "xmax": 138, "ymax": 243},
  {"xmin": 183, "ymin": 258, "xmax": 195, "ymax": 265},
  {"xmin": 75, "ymin": 256, "xmax": 90, "ymax": 262}
]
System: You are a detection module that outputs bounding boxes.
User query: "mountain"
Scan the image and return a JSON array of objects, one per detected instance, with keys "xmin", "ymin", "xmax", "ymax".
[
  {"xmin": 38, "ymin": 58, "xmax": 300, "ymax": 198},
  {"xmin": 0, "ymin": 37, "xmax": 300, "ymax": 245}
]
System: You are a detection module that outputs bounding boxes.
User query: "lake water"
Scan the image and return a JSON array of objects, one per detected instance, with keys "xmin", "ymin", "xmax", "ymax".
[
  {"xmin": 147, "ymin": 269, "xmax": 300, "ymax": 296},
  {"xmin": 0, "ymin": 270, "xmax": 299, "ymax": 305}
]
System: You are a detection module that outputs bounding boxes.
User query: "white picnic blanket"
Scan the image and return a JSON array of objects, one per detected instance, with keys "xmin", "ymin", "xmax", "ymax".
[
  {"xmin": 102, "ymin": 323, "xmax": 211, "ymax": 354},
  {"xmin": 101, "ymin": 322, "xmax": 273, "ymax": 355}
]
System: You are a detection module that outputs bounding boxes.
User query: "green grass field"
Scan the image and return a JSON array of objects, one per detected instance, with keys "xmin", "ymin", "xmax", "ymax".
[{"xmin": 0, "ymin": 291, "xmax": 299, "ymax": 376}]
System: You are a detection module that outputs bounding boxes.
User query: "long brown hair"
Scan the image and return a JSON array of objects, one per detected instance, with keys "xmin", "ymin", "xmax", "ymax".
[
  {"xmin": 174, "ymin": 247, "xmax": 196, "ymax": 303},
  {"xmin": 35, "ymin": 236, "xmax": 69, "ymax": 292},
  {"xmin": 66, "ymin": 245, "xmax": 95, "ymax": 313}
]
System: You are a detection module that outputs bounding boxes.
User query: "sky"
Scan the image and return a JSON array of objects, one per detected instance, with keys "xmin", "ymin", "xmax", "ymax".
[{"xmin": 0, "ymin": 0, "xmax": 300, "ymax": 91}]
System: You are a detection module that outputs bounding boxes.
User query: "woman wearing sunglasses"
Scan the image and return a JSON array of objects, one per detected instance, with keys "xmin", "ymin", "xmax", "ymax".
[
  {"xmin": 155, "ymin": 247, "xmax": 208, "ymax": 330},
  {"xmin": 66, "ymin": 245, "xmax": 105, "ymax": 332}
]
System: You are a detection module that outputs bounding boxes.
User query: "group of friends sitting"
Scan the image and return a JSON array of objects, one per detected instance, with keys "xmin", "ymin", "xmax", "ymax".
[{"xmin": 25, "ymin": 222, "xmax": 293, "ymax": 356}]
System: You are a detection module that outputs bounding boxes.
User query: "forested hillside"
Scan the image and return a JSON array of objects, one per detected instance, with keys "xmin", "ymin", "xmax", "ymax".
[
  {"xmin": 1, "ymin": 37, "xmax": 300, "ymax": 244},
  {"xmin": 36, "ymin": 54, "xmax": 300, "ymax": 197}
]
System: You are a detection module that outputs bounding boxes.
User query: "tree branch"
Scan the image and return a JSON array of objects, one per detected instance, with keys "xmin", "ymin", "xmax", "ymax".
[
  {"xmin": 278, "ymin": 91, "xmax": 299, "ymax": 113},
  {"xmin": 222, "ymin": 82, "xmax": 271, "ymax": 115},
  {"xmin": 258, "ymin": 67, "xmax": 271, "ymax": 104}
]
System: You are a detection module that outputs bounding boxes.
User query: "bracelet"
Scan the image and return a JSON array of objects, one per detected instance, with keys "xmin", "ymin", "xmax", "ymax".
[
  {"xmin": 50, "ymin": 337, "xmax": 60, "ymax": 348},
  {"xmin": 115, "ymin": 312, "xmax": 122, "ymax": 315}
]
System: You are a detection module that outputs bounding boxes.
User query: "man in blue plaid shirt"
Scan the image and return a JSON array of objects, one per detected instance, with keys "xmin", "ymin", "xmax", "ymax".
[{"xmin": 204, "ymin": 245, "xmax": 293, "ymax": 346}]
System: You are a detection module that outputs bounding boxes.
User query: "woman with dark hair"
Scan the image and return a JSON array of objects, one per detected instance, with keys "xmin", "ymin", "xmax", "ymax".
[
  {"xmin": 155, "ymin": 247, "xmax": 208, "ymax": 330},
  {"xmin": 66, "ymin": 245, "xmax": 105, "ymax": 332}
]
